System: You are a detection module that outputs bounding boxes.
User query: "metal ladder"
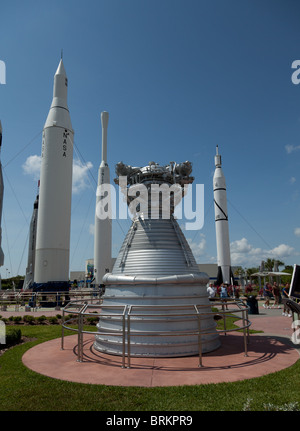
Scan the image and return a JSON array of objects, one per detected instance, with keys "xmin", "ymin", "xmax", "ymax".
[
  {"xmin": 171, "ymin": 216, "xmax": 191, "ymax": 267},
  {"xmin": 119, "ymin": 220, "xmax": 137, "ymax": 267}
]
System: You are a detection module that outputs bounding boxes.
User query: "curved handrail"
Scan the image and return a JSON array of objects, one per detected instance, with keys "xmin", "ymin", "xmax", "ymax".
[{"xmin": 60, "ymin": 298, "xmax": 251, "ymax": 368}]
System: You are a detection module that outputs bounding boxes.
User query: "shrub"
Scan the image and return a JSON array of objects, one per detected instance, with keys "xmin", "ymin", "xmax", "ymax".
[
  {"xmin": 23, "ymin": 315, "xmax": 35, "ymax": 325},
  {"xmin": 86, "ymin": 316, "xmax": 98, "ymax": 325},
  {"xmin": 66, "ymin": 314, "xmax": 77, "ymax": 321},
  {"xmin": 13, "ymin": 316, "xmax": 22, "ymax": 324},
  {"xmin": 2, "ymin": 327, "xmax": 22, "ymax": 349},
  {"xmin": 49, "ymin": 316, "xmax": 58, "ymax": 325},
  {"xmin": 37, "ymin": 315, "xmax": 47, "ymax": 324},
  {"xmin": 245, "ymin": 285, "xmax": 253, "ymax": 294}
]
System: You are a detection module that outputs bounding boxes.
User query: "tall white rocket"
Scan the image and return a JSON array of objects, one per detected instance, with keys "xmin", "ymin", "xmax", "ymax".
[
  {"xmin": 23, "ymin": 184, "xmax": 39, "ymax": 290},
  {"xmin": 34, "ymin": 59, "xmax": 74, "ymax": 285},
  {"xmin": 94, "ymin": 111, "xmax": 112, "ymax": 287},
  {"xmin": 0, "ymin": 121, "xmax": 4, "ymax": 268},
  {"xmin": 213, "ymin": 145, "xmax": 232, "ymax": 285}
]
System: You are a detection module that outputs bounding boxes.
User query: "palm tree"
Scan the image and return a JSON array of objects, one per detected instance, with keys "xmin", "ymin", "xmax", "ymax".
[{"xmin": 264, "ymin": 259, "xmax": 285, "ymax": 272}]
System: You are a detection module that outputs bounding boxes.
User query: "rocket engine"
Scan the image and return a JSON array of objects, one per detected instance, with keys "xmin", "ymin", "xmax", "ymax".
[{"xmin": 94, "ymin": 161, "xmax": 220, "ymax": 357}]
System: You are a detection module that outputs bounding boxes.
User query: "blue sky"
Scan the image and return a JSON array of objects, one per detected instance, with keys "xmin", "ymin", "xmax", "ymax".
[{"xmin": 0, "ymin": 0, "xmax": 300, "ymax": 278}]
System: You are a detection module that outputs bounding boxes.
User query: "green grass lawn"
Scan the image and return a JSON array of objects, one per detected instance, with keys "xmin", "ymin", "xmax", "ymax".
[{"xmin": 0, "ymin": 322, "xmax": 300, "ymax": 412}]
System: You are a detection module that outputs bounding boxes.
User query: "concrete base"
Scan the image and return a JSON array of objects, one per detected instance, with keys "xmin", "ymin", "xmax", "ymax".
[{"xmin": 22, "ymin": 312, "xmax": 300, "ymax": 387}]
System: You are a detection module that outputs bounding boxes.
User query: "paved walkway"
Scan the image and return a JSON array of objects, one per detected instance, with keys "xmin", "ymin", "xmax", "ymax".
[
  {"xmin": 0, "ymin": 307, "xmax": 63, "ymax": 318},
  {"xmin": 20, "ymin": 302, "xmax": 300, "ymax": 387}
]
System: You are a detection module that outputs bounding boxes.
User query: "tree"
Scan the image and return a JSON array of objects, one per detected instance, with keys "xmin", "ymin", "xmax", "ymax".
[
  {"xmin": 264, "ymin": 259, "xmax": 285, "ymax": 271},
  {"xmin": 281, "ymin": 266, "xmax": 293, "ymax": 284}
]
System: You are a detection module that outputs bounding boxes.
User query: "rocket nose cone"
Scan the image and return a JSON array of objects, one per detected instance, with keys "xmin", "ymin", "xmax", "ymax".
[
  {"xmin": 101, "ymin": 111, "xmax": 109, "ymax": 128},
  {"xmin": 55, "ymin": 59, "xmax": 67, "ymax": 76},
  {"xmin": 51, "ymin": 59, "xmax": 69, "ymax": 106}
]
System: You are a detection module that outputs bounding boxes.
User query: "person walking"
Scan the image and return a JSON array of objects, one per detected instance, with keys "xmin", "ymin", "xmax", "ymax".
[
  {"xmin": 207, "ymin": 283, "xmax": 216, "ymax": 299},
  {"xmin": 271, "ymin": 282, "xmax": 281, "ymax": 309},
  {"xmin": 263, "ymin": 282, "xmax": 272, "ymax": 308},
  {"xmin": 282, "ymin": 283, "xmax": 292, "ymax": 317},
  {"xmin": 220, "ymin": 283, "xmax": 229, "ymax": 310}
]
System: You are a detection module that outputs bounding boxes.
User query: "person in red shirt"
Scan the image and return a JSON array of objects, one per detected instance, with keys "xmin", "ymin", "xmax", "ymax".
[{"xmin": 271, "ymin": 282, "xmax": 281, "ymax": 309}]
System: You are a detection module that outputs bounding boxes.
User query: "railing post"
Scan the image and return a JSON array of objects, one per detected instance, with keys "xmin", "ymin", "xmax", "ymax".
[
  {"xmin": 122, "ymin": 306, "xmax": 127, "ymax": 368},
  {"xmin": 61, "ymin": 308, "xmax": 65, "ymax": 350},
  {"xmin": 197, "ymin": 310, "xmax": 203, "ymax": 367},
  {"xmin": 33, "ymin": 292, "xmax": 37, "ymax": 311},
  {"xmin": 77, "ymin": 311, "xmax": 83, "ymax": 362},
  {"xmin": 246, "ymin": 307, "xmax": 250, "ymax": 343},
  {"xmin": 15, "ymin": 293, "xmax": 19, "ymax": 311},
  {"xmin": 127, "ymin": 312, "xmax": 131, "ymax": 369},
  {"xmin": 242, "ymin": 310, "xmax": 248, "ymax": 357},
  {"xmin": 222, "ymin": 302, "xmax": 227, "ymax": 334}
]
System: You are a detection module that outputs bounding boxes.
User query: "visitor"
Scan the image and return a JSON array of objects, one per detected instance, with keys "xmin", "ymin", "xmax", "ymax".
[
  {"xmin": 233, "ymin": 285, "xmax": 240, "ymax": 299},
  {"xmin": 220, "ymin": 284, "xmax": 229, "ymax": 310},
  {"xmin": 282, "ymin": 283, "xmax": 292, "ymax": 317},
  {"xmin": 220, "ymin": 284, "xmax": 228, "ymax": 298},
  {"xmin": 207, "ymin": 283, "xmax": 216, "ymax": 299},
  {"xmin": 263, "ymin": 282, "xmax": 272, "ymax": 308},
  {"xmin": 271, "ymin": 282, "xmax": 281, "ymax": 309}
]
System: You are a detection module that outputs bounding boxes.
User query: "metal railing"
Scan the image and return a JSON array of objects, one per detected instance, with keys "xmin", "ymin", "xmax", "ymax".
[
  {"xmin": 60, "ymin": 298, "xmax": 251, "ymax": 368},
  {"xmin": 61, "ymin": 301, "xmax": 128, "ymax": 368},
  {"xmin": 0, "ymin": 289, "xmax": 103, "ymax": 311},
  {"xmin": 127, "ymin": 304, "xmax": 207, "ymax": 367}
]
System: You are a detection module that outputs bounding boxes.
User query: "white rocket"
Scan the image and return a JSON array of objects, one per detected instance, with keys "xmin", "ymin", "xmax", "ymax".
[
  {"xmin": 23, "ymin": 185, "xmax": 39, "ymax": 290},
  {"xmin": 34, "ymin": 59, "xmax": 74, "ymax": 287},
  {"xmin": 0, "ymin": 121, "xmax": 4, "ymax": 268},
  {"xmin": 213, "ymin": 145, "xmax": 233, "ymax": 285},
  {"xmin": 94, "ymin": 111, "xmax": 112, "ymax": 287}
]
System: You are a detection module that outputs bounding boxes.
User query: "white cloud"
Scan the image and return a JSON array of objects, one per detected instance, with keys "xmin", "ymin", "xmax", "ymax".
[
  {"xmin": 22, "ymin": 155, "xmax": 93, "ymax": 194},
  {"xmin": 290, "ymin": 177, "xmax": 296, "ymax": 184},
  {"xmin": 269, "ymin": 244, "xmax": 295, "ymax": 259},
  {"xmin": 187, "ymin": 234, "xmax": 207, "ymax": 259},
  {"xmin": 230, "ymin": 238, "xmax": 263, "ymax": 266},
  {"xmin": 72, "ymin": 159, "xmax": 93, "ymax": 194},
  {"xmin": 186, "ymin": 234, "xmax": 297, "ymax": 267},
  {"xmin": 294, "ymin": 227, "xmax": 300, "ymax": 237},
  {"xmin": 230, "ymin": 237, "xmax": 252, "ymax": 254},
  {"xmin": 22, "ymin": 155, "xmax": 41, "ymax": 180},
  {"xmin": 229, "ymin": 237, "xmax": 296, "ymax": 266},
  {"xmin": 285, "ymin": 144, "xmax": 300, "ymax": 154},
  {"xmin": 89, "ymin": 224, "xmax": 94, "ymax": 235}
]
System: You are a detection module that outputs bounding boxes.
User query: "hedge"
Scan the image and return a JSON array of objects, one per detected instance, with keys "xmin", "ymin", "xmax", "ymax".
[{"xmin": 1, "ymin": 327, "xmax": 22, "ymax": 350}]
